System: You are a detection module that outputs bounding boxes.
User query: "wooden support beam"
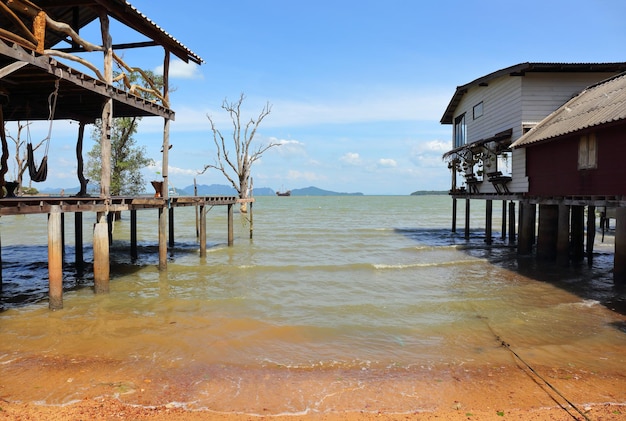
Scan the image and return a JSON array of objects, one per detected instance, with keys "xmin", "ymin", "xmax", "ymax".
[
  {"xmin": 518, "ymin": 201, "xmax": 534, "ymax": 255},
  {"xmin": 74, "ymin": 212, "xmax": 84, "ymax": 273},
  {"xmin": 199, "ymin": 204, "xmax": 206, "ymax": 257},
  {"xmin": 587, "ymin": 205, "xmax": 596, "ymax": 266},
  {"xmin": 464, "ymin": 199, "xmax": 470, "ymax": 240},
  {"xmin": 508, "ymin": 201, "xmax": 516, "ymax": 245},
  {"xmin": 158, "ymin": 206, "xmax": 167, "ymax": 270},
  {"xmin": 249, "ymin": 202, "xmax": 254, "ymax": 239},
  {"xmin": 168, "ymin": 207, "xmax": 175, "ymax": 249},
  {"xmin": 48, "ymin": 206, "xmax": 63, "ymax": 309},
  {"xmin": 451, "ymin": 198, "xmax": 457, "ymax": 233},
  {"xmin": 130, "ymin": 209, "xmax": 137, "ymax": 260},
  {"xmin": 537, "ymin": 204, "xmax": 558, "ymax": 261},
  {"xmin": 571, "ymin": 206, "xmax": 585, "ymax": 262},
  {"xmin": 557, "ymin": 204, "xmax": 570, "ymax": 266},
  {"xmin": 485, "ymin": 199, "xmax": 493, "ymax": 245},
  {"xmin": 614, "ymin": 207, "xmax": 626, "ymax": 285},
  {"xmin": 227, "ymin": 204, "xmax": 234, "ymax": 247},
  {"xmin": 93, "ymin": 211, "xmax": 110, "ymax": 293},
  {"xmin": 501, "ymin": 200, "xmax": 507, "ymax": 240}
]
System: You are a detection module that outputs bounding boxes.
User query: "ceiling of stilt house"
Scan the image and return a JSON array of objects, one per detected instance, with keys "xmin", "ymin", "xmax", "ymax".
[{"xmin": 0, "ymin": 0, "xmax": 203, "ymax": 123}]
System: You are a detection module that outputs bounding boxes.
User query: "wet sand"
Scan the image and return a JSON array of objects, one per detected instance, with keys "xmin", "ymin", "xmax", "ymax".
[{"xmin": 0, "ymin": 354, "xmax": 624, "ymax": 420}]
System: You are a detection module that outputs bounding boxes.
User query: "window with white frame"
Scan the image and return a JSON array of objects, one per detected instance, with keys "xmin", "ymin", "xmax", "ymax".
[
  {"xmin": 454, "ymin": 114, "xmax": 466, "ymax": 148},
  {"xmin": 578, "ymin": 133, "xmax": 597, "ymax": 169}
]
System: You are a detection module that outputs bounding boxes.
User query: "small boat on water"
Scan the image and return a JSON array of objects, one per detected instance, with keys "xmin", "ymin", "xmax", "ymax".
[{"xmin": 276, "ymin": 190, "xmax": 291, "ymax": 196}]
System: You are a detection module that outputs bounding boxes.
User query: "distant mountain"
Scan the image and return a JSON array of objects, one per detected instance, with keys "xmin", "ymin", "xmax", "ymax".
[
  {"xmin": 410, "ymin": 190, "xmax": 448, "ymax": 196},
  {"xmin": 290, "ymin": 186, "xmax": 363, "ymax": 196},
  {"xmin": 38, "ymin": 183, "xmax": 364, "ymax": 197}
]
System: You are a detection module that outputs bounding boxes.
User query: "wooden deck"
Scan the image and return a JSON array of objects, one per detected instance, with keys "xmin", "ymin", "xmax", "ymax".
[{"xmin": 0, "ymin": 194, "xmax": 254, "ymax": 309}]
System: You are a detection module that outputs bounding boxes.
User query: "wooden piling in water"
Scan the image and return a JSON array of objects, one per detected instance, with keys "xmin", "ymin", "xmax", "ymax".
[
  {"xmin": 74, "ymin": 212, "xmax": 84, "ymax": 273},
  {"xmin": 537, "ymin": 204, "xmax": 558, "ymax": 260},
  {"xmin": 464, "ymin": 199, "xmax": 470, "ymax": 240},
  {"xmin": 169, "ymin": 207, "xmax": 175, "ymax": 248},
  {"xmin": 485, "ymin": 199, "xmax": 493, "ymax": 245},
  {"xmin": 571, "ymin": 206, "xmax": 585, "ymax": 262},
  {"xmin": 508, "ymin": 201, "xmax": 516, "ymax": 244},
  {"xmin": 518, "ymin": 201, "xmax": 534, "ymax": 255},
  {"xmin": 130, "ymin": 209, "xmax": 137, "ymax": 260},
  {"xmin": 501, "ymin": 200, "xmax": 507, "ymax": 240},
  {"xmin": 586, "ymin": 205, "xmax": 596, "ymax": 266},
  {"xmin": 228, "ymin": 204, "xmax": 234, "ymax": 246},
  {"xmin": 557, "ymin": 204, "xmax": 570, "ymax": 266},
  {"xmin": 451, "ymin": 198, "xmax": 457, "ymax": 233},
  {"xmin": 158, "ymin": 206, "xmax": 167, "ymax": 270},
  {"xmin": 48, "ymin": 206, "xmax": 63, "ymax": 309},
  {"xmin": 93, "ymin": 212, "xmax": 110, "ymax": 294},
  {"xmin": 199, "ymin": 204, "xmax": 206, "ymax": 257},
  {"xmin": 614, "ymin": 207, "xmax": 626, "ymax": 285}
]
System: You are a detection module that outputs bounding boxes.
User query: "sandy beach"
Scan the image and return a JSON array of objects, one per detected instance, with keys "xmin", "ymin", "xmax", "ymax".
[{"xmin": 0, "ymin": 354, "xmax": 624, "ymax": 420}]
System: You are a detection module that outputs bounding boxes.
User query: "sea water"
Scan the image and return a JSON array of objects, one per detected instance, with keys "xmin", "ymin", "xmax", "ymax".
[{"xmin": 0, "ymin": 195, "xmax": 625, "ymax": 412}]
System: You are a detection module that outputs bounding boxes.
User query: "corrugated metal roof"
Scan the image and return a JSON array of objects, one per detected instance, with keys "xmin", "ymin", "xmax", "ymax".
[
  {"xmin": 440, "ymin": 62, "xmax": 626, "ymax": 124},
  {"xmin": 0, "ymin": 1, "xmax": 204, "ymax": 65},
  {"xmin": 116, "ymin": 1, "xmax": 204, "ymax": 65},
  {"xmin": 511, "ymin": 72, "xmax": 626, "ymax": 148}
]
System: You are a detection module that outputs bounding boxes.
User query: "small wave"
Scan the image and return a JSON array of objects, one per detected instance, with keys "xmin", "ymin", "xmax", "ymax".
[{"xmin": 373, "ymin": 259, "xmax": 479, "ymax": 270}]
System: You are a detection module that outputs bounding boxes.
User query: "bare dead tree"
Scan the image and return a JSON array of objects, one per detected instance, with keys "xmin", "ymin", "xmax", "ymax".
[
  {"xmin": 200, "ymin": 94, "xmax": 278, "ymax": 211},
  {"xmin": 6, "ymin": 121, "xmax": 45, "ymax": 195}
]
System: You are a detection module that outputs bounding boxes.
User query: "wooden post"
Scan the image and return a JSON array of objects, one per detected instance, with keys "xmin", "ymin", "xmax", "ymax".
[
  {"xmin": 61, "ymin": 212, "xmax": 65, "ymax": 260},
  {"xmin": 557, "ymin": 204, "xmax": 570, "ymax": 266},
  {"xmin": 518, "ymin": 201, "xmax": 534, "ymax": 255},
  {"xmin": 587, "ymin": 205, "xmax": 596, "ymax": 266},
  {"xmin": 451, "ymin": 198, "xmax": 457, "ymax": 233},
  {"xmin": 169, "ymin": 206, "xmax": 175, "ymax": 248},
  {"xmin": 571, "ymin": 206, "xmax": 585, "ymax": 262},
  {"xmin": 48, "ymin": 206, "xmax": 63, "ymax": 309},
  {"xmin": 249, "ymin": 201, "xmax": 254, "ymax": 239},
  {"xmin": 508, "ymin": 201, "xmax": 516, "ymax": 244},
  {"xmin": 537, "ymin": 204, "xmax": 558, "ymax": 260},
  {"xmin": 199, "ymin": 204, "xmax": 206, "ymax": 257},
  {"xmin": 227, "ymin": 203, "xmax": 234, "ymax": 246},
  {"xmin": 0, "ymin": 223, "xmax": 3, "ymax": 291},
  {"xmin": 194, "ymin": 179, "xmax": 199, "ymax": 240},
  {"xmin": 99, "ymin": 10, "xmax": 112, "ymax": 198},
  {"xmin": 614, "ymin": 207, "xmax": 626, "ymax": 285},
  {"xmin": 485, "ymin": 199, "xmax": 493, "ymax": 245},
  {"xmin": 159, "ymin": 49, "xmax": 171, "ymax": 269},
  {"xmin": 74, "ymin": 212, "xmax": 84, "ymax": 273},
  {"xmin": 130, "ymin": 209, "xmax": 137, "ymax": 260},
  {"xmin": 464, "ymin": 198, "xmax": 470, "ymax": 240},
  {"xmin": 158, "ymin": 206, "xmax": 167, "ymax": 270},
  {"xmin": 93, "ymin": 212, "xmax": 110, "ymax": 293},
  {"xmin": 501, "ymin": 200, "xmax": 507, "ymax": 240}
]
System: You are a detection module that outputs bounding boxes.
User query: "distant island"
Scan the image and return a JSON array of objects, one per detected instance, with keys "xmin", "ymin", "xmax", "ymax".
[
  {"xmin": 38, "ymin": 184, "xmax": 364, "ymax": 196},
  {"xmin": 410, "ymin": 190, "xmax": 448, "ymax": 196},
  {"xmin": 37, "ymin": 184, "xmax": 455, "ymax": 197}
]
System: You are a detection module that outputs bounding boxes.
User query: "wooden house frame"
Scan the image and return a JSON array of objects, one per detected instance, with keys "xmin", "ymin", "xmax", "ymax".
[
  {"xmin": 0, "ymin": 1, "xmax": 247, "ymax": 309},
  {"xmin": 440, "ymin": 63, "xmax": 626, "ymax": 283},
  {"xmin": 441, "ymin": 62, "xmax": 626, "ymax": 196}
]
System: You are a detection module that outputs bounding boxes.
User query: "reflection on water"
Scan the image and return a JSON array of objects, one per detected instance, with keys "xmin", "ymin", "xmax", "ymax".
[{"xmin": 0, "ymin": 196, "xmax": 625, "ymax": 410}]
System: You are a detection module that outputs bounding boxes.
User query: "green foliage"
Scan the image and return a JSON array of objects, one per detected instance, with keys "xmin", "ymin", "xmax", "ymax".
[{"xmin": 87, "ymin": 70, "xmax": 162, "ymax": 196}]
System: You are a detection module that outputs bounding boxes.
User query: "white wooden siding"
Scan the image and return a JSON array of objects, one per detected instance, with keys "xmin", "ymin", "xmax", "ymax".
[
  {"xmin": 521, "ymin": 73, "xmax": 616, "ymax": 123},
  {"xmin": 450, "ymin": 71, "xmax": 617, "ymax": 193}
]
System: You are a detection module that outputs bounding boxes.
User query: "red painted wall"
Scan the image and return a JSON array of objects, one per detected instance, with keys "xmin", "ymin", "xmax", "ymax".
[{"xmin": 526, "ymin": 124, "xmax": 626, "ymax": 196}]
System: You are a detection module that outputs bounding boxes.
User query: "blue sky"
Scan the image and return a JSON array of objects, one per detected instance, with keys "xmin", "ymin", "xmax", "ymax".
[{"xmin": 18, "ymin": 0, "xmax": 626, "ymax": 195}]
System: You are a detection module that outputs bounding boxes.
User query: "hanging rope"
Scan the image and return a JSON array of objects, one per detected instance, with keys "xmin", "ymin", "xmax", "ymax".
[{"xmin": 27, "ymin": 79, "xmax": 59, "ymax": 182}]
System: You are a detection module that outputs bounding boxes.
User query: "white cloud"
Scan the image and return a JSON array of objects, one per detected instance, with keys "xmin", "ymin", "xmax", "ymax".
[
  {"xmin": 155, "ymin": 60, "xmax": 203, "ymax": 79},
  {"xmin": 377, "ymin": 158, "xmax": 397, "ymax": 168},
  {"xmin": 287, "ymin": 169, "xmax": 327, "ymax": 182},
  {"xmin": 340, "ymin": 152, "xmax": 362, "ymax": 165},
  {"xmin": 270, "ymin": 138, "xmax": 307, "ymax": 157}
]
